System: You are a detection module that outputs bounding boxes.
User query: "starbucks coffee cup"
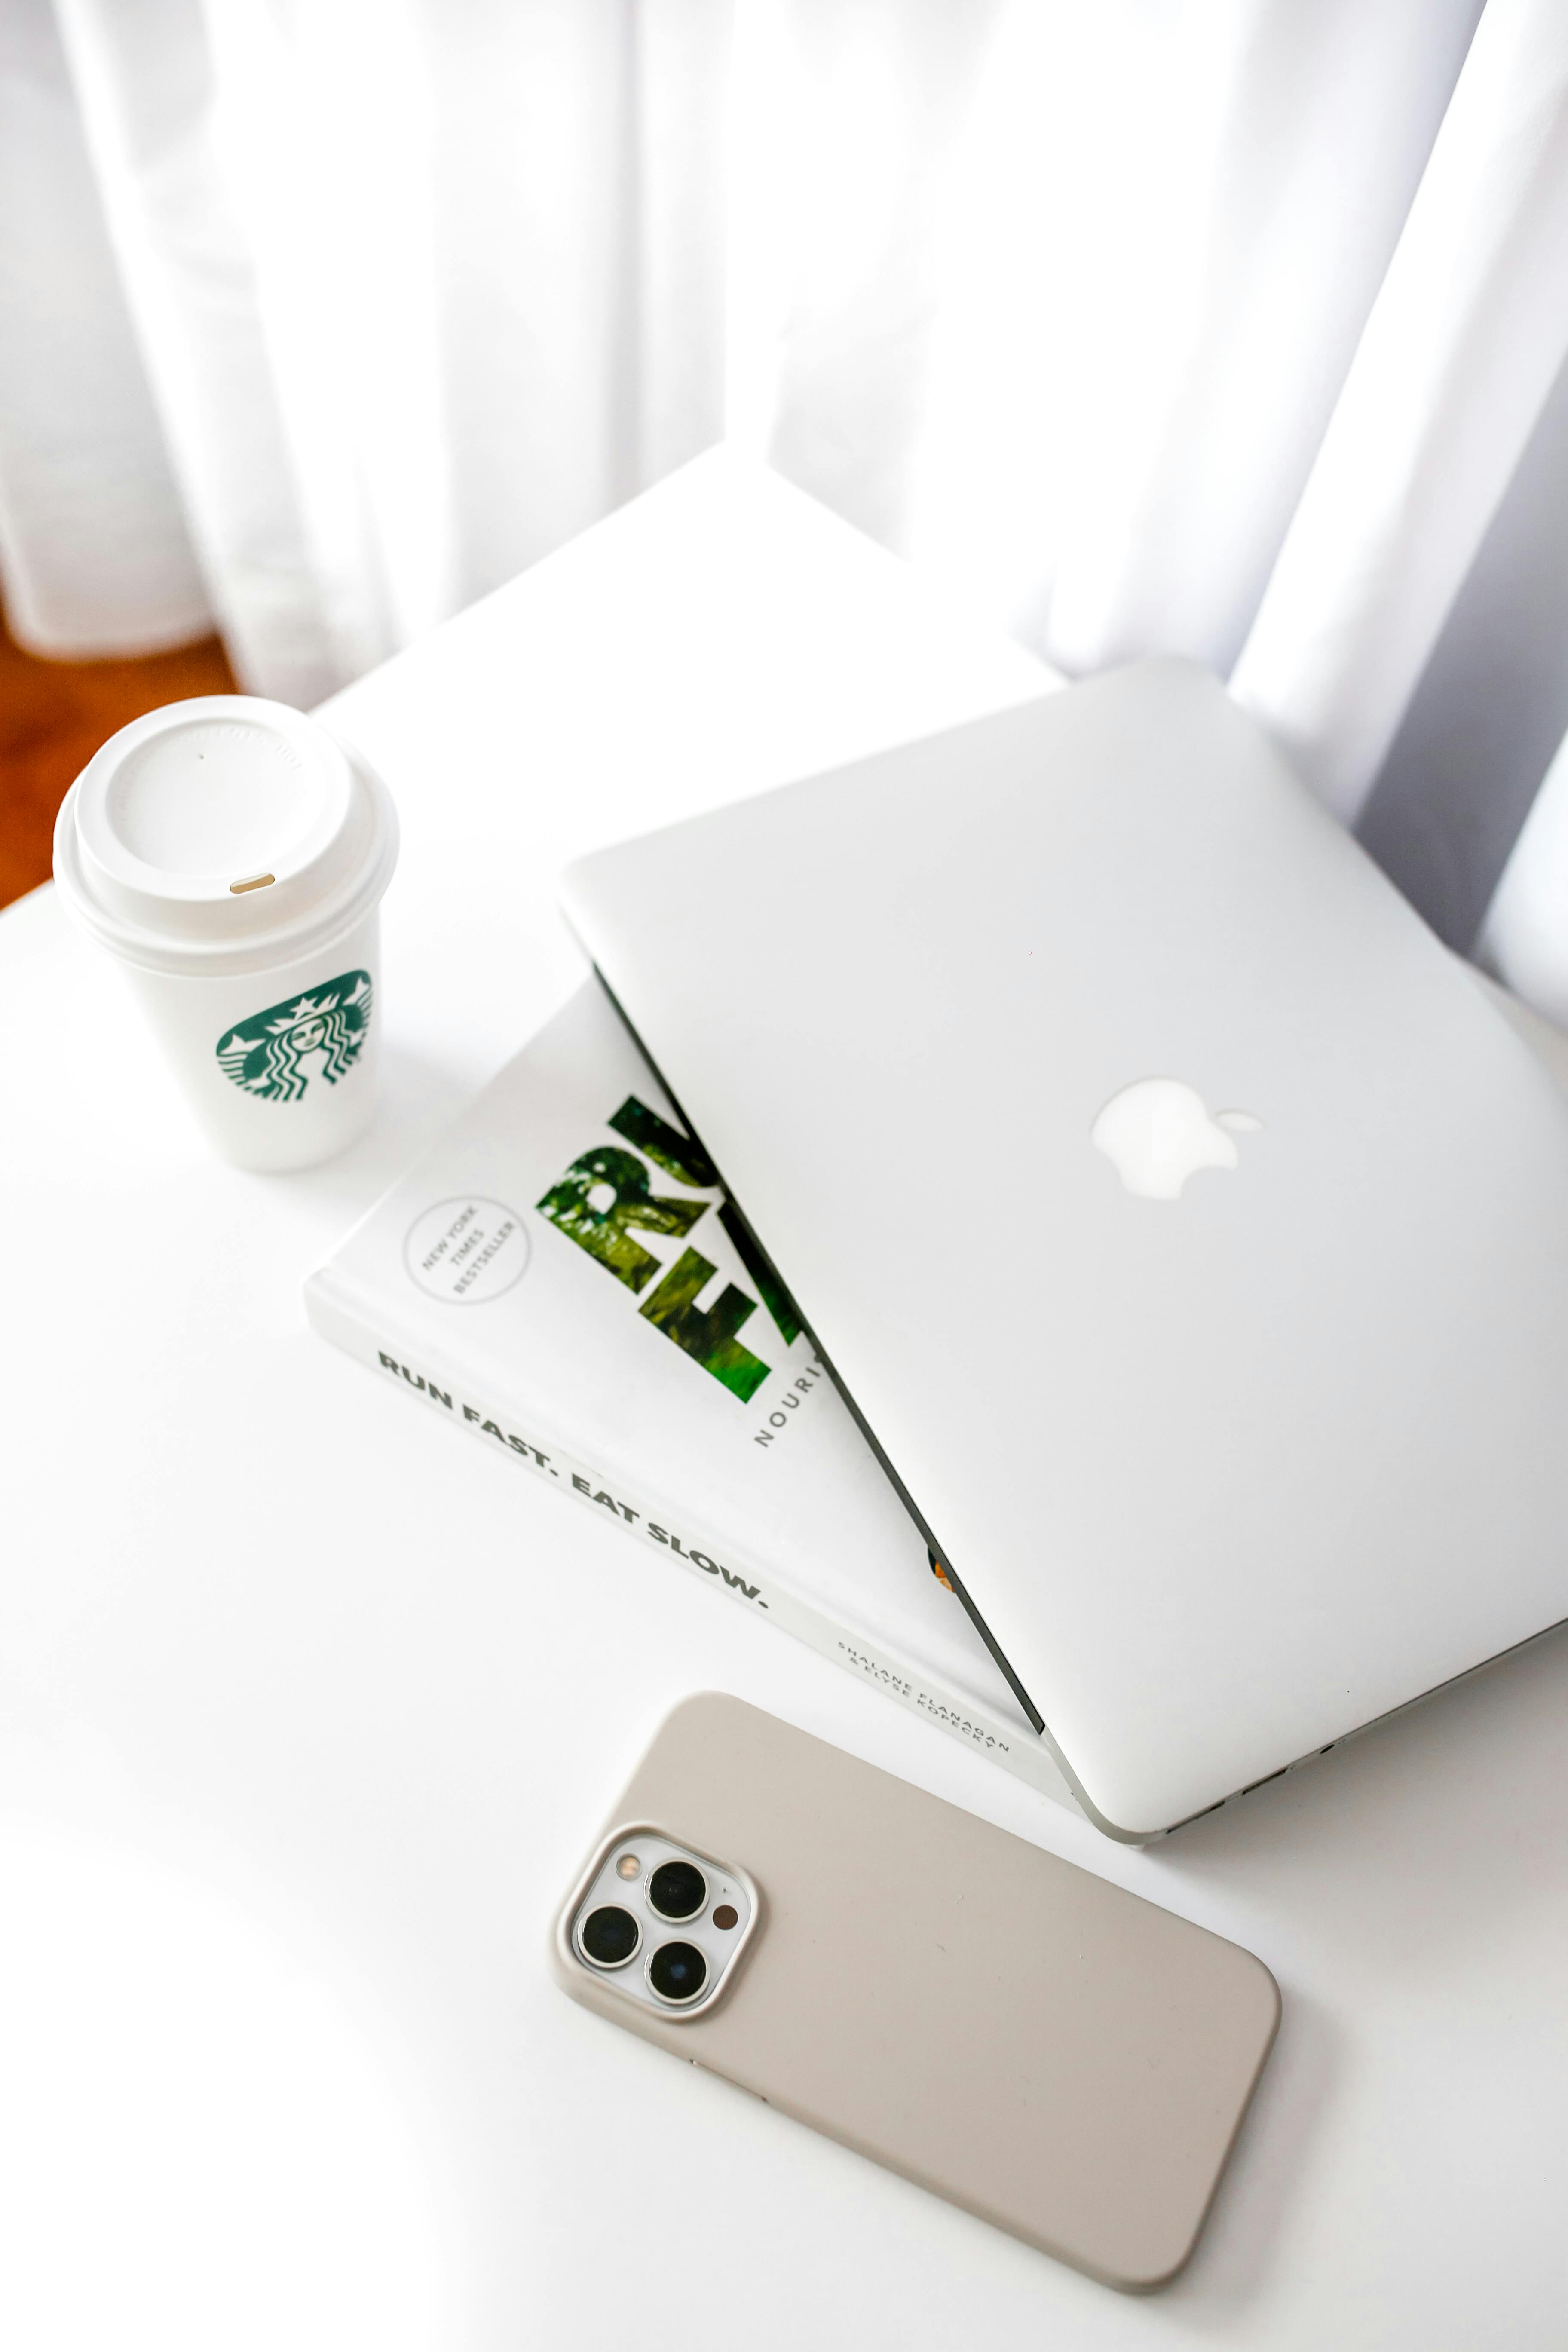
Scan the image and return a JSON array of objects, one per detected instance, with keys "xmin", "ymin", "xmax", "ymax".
[{"xmin": 53, "ymin": 696, "xmax": 398, "ymax": 1173}]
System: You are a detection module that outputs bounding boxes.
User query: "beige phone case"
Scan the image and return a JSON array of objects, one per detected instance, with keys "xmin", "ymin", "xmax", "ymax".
[{"xmin": 551, "ymin": 1694, "xmax": 1280, "ymax": 2292}]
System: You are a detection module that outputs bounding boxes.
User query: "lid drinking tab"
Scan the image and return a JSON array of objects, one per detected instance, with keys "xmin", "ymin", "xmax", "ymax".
[{"xmin": 64, "ymin": 698, "xmax": 368, "ymax": 950}]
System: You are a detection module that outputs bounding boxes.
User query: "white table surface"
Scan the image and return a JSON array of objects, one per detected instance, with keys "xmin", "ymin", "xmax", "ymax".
[{"xmin": 5, "ymin": 450, "xmax": 1567, "ymax": 2352}]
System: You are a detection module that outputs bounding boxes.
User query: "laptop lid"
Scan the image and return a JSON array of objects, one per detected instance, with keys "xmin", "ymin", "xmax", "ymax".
[{"xmin": 559, "ymin": 660, "xmax": 1568, "ymax": 1837}]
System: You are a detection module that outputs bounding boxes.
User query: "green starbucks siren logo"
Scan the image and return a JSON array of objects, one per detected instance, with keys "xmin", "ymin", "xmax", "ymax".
[{"xmin": 216, "ymin": 968, "xmax": 373, "ymax": 1102}]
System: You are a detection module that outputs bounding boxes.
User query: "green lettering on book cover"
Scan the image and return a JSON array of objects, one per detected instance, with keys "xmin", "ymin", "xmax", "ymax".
[
  {"xmin": 717, "ymin": 1199, "xmax": 803, "ymax": 1346},
  {"xmin": 608, "ymin": 1095, "xmax": 717, "ymax": 1189},
  {"xmin": 536, "ymin": 1145, "xmax": 706, "ymax": 1292},
  {"xmin": 215, "ymin": 968, "xmax": 372, "ymax": 1102},
  {"xmin": 638, "ymin": 1247, "xmax": 771, "ymax": 1402},
  {"xmin": 607, "ymin": 1094, "xmax": 803, "ymax": 1345}
]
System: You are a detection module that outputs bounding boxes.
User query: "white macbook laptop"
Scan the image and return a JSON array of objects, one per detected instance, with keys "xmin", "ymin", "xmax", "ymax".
[{"xmin": 559, "ymin": 660, "xmax": 1568, "ymax": 1839}]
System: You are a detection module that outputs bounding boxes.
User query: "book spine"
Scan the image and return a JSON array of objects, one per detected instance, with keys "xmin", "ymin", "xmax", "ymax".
[{"xmin": 306, "ymin": 1274, "xmax": 1076, "ymax": 1810}]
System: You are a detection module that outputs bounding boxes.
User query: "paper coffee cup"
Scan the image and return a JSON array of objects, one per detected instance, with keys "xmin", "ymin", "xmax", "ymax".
[{"xmin": 53, "ymin": 696, "xmax": 399, "ymax": 1172}]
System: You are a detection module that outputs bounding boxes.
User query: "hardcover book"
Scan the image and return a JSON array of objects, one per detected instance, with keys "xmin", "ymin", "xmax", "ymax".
[{"xmin": 305, "ymin": 981, "xmax": 1074, "ymax": 1806}]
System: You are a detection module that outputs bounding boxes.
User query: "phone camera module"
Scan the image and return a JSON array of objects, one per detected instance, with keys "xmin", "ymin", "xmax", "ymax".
[
  {"xmin": 648, "ymin": 1940, "xmax": 708, "ymax": 2005},
  {"xmin": 647, "ymin": 1859, "xmax": 707, "ymax": 1921},
  {"xmin": 579, "ymin": 1904, "xmax": 641, "ymax": 1969}
]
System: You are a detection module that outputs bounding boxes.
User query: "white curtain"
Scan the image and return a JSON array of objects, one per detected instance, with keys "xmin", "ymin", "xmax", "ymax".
[{"xmin": 5, "ymin": 0, "xmax": 1568, "ymax": 1017}]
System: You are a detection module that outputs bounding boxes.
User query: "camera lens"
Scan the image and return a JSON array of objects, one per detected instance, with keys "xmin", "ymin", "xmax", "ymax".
[
  {"xmin": 647, "ymin": 1859, "xmax": 707, "ymax": 1920},
  {"xmin": 579, "ymin": 1904, "xmax": 640, "ymax": 1968},
  {"xmin": 648, "ymin": 1941, "xmax": 708, "ymax": 2004}
]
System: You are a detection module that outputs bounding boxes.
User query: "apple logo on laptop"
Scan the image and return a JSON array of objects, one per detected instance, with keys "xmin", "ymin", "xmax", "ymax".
[{"xmin": 1092, "ymin": 1079, "xmax": 1262, "ymax": 1200}]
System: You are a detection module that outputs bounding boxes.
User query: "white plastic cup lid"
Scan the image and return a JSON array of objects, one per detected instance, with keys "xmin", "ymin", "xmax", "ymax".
[{"xmin": 54, "ymin": 697, "xmax": 398, "ymax": 976}]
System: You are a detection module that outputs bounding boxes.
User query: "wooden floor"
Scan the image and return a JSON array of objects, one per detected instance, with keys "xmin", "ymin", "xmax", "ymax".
[{"xmin": 0, "ymin": 600, "xmax": 237, "ymax": 909}]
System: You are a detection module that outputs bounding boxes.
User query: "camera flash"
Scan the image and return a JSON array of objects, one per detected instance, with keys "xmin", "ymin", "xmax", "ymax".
[
  {"xmin": 712, "ymin": 1904, "xmax": 738, "ymax": 1930},
  {"xmin": 616, "ymin": 1854, "xmax": 641, "ymax": 1880}
]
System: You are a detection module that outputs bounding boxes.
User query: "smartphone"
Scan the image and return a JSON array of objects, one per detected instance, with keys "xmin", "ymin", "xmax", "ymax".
[{"xmin": 550, "ymin": 1694, "xmax": 1279, "ymax": 2291}]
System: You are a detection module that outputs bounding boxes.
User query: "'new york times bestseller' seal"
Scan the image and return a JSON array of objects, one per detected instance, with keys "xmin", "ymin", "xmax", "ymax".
[
  {"xmin": 217, "ymin": 968, "xmax": 373, "ymax": 1102},
  {"xmin": 404, "ymin": 1197, "xmax": 531, "ymax": 1303}
]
